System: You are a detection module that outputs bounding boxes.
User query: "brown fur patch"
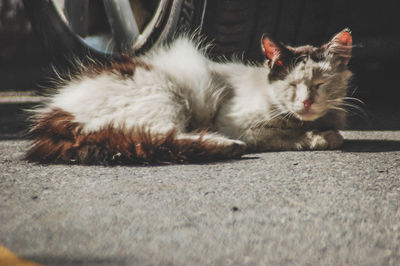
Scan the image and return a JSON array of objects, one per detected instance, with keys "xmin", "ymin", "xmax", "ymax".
[
  {"xmin": 109, "ymin": 59, "xmax": 152, "ymax": 77},
  {"xmin": 83, "ymin": 57, "xmax": 152, "ymax": 79},
  {"xmin": 26, "ymin": 108, "xmax": 241, "ymax": 165}
]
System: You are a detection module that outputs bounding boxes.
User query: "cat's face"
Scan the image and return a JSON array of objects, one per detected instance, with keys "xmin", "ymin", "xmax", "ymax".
[{"xmin": 261, "ymin": 29, "xmax": 353, "ymax": 121}]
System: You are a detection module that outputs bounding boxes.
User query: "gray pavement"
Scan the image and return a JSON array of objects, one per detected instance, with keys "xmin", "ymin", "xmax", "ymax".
[{"xmin": 1, "ymin": 130, "xmax": 399, "ymax": 265}]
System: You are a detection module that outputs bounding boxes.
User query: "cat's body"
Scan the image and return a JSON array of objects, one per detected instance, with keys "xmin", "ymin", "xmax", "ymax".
[{"xmin": 27, "ymin": 29, "xmax": 353, "ymax": 165}]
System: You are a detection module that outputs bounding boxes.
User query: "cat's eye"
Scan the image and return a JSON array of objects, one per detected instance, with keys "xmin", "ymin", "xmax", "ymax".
[
  {"xmin": 289, "ymin": 82, "xmax": 297, "ymax": 87},
  {"xmin": 315, "ymin": 83, "xmax": 324, "ymax": 89}
]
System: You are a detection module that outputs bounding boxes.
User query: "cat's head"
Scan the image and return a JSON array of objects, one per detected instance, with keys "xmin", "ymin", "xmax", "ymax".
[{"xmin": 261, "ymin": 29, "xmax": 353, "ymax": 121}]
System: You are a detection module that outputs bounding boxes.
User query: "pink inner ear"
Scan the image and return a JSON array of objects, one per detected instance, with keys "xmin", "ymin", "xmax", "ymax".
[
  {"xmin": 336, "ymin": 31, "xmax": 352, "ymax": 46},
  {"xmin": 262, "ymin": 39, "xmax": 281, "ymax": 64}
]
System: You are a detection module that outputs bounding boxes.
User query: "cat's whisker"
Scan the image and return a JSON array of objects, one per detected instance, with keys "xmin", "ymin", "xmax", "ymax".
[
  {"xmin": 338, "ymin": 108, "xmax": 369, "ymax": 121},
  {"xmin": 269, "ymin": 111, "xmax": 285, "ymax": 120},
  {"xmin": 266, "ymin": 108, "xmax": 286, "ymax": 120},
  {"xmin": 329, "ymin": 96, "xmax": 364, "ymax": 105},
  {"xmin": 329, "ymin": 105, "xmax": 364, "ymax": 120},
  {"xmin": 329, "ymin": 106, "xmax": 347, "ymax": 113},
  {"xmin": 349, "ymin": 86, "xmax": 359, "ymax": 97},
  {"xmin": 261, "ymin": 113, "xmax": 285, "ymax": 126},
  {"xmin": 247, "ymin": 110, "xmax": 282, "ymax": 132},
  {"xmin": 329, "ymin": 96, "xmax": 364, "ymax": 108},
  {"xmin": 342, "ymin": 96, "xmax": 365, "ymax": 105},
  {"xmin": 282, "ymin": 112, "xmax": 291, "ymax": 120},
  {"xmin": 329, "ymin": 101, "xmax": 369, "ymax": 121},
  {"xmin": 247, "ymin": 110, "xmax": 288, "ymax": 137},
  {"xmin": 329, "ymin": 101, "xmax": 364, "ymax": 113},
  {"xmin": 328, "ymin": 99, "xmax": 365, "ymax": 115},
  {"xmin": 335, "ymin": 102, "xmax": 365, "ymax": 113},
  {"xmin": 281, "ymin": 111, "xmax": 295, "ymax": 121},
  {"xmin": 288, "ymin": 112, "xmax": 298, "ymax": 122}
]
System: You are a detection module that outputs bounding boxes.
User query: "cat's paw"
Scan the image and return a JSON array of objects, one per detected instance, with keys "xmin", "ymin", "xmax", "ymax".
[
  {"xmin": 308, "ymin": 130, "xmax": 343, "ymax": 150},
  {"xmin": 217, "ymin": 139, "xmax": 247, "ymax": 157}
]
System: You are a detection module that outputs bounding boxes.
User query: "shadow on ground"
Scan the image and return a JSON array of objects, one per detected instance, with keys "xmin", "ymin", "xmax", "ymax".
[{"xmin": 343, "ymin": 139, "xmax": 400, "ymax": 152}]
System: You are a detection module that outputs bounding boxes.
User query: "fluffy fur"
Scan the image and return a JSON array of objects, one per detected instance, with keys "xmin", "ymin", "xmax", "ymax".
[{"xmin": 27, "ymin": 29, "xmax": 354, "ymax": 165}]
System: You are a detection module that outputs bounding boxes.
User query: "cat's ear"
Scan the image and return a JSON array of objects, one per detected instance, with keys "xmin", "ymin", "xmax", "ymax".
[
  {"xmin": 261, "ymin": 34, "xmax": 288, "ymax": 68},
  {"xmin": 326, "ymin": 28, "xmax": 352, "ymax": 65}
]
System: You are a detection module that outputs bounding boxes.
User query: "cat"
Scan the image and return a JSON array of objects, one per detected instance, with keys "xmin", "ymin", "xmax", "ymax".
[{"xmin": 26, "ymin": 29, "xmax": 353, "ymax": 165}]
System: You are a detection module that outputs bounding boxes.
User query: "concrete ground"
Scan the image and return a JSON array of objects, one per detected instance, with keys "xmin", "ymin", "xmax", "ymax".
[{"xmin": 1, "ymin": 127, "xmax": 399, "ymax": 265}]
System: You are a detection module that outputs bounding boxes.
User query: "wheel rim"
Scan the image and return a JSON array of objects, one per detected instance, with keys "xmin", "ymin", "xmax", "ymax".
[{"xmin": 51, "ymin": 0, "xmax": 170, "ymax": 56}]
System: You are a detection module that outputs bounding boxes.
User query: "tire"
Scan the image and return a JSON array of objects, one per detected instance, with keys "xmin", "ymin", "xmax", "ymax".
[
  {"xmin": 202, "ymin": 0, "xmax": 332, "ymax": 62},
  {"xmin": 23, "ymin": 0, "xmax": 207, "ymax": 61},
  {"xmin": 202, "ymin": 0, "xmax": 266, "ymax": 60}
]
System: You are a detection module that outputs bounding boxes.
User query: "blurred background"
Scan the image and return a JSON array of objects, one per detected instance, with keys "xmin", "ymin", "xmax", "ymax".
[{"xmin": 0, "ymin": 0, "xmax": 399, "ymax": 138}]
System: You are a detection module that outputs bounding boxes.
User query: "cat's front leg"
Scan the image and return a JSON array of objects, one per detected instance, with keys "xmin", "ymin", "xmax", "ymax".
[
  {"xmin": 177, "ymin": 132, "xmax": 247, "ymax": 158},
  {"xmin": 243, "ymin": 128, "xmax": 343, "ymax": 152}
]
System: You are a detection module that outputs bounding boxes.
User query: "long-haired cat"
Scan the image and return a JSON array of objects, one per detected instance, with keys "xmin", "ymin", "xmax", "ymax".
[{"xmin": 26, "ymin": 29, "xmax": 353, "ymax": 165}]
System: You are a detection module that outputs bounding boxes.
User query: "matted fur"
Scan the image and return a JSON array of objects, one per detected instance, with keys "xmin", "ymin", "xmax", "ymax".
[{"xmin": 26, "ymin": 108, "xmax": 242, "ymax": 165}]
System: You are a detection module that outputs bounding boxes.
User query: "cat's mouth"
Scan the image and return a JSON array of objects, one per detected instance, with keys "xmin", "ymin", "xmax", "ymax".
[{"xmin": 296, "ymin": 110, "xmax": 322, "ymax": 121}]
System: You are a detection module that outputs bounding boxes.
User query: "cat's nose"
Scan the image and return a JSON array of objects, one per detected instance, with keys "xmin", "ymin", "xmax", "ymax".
[{"xmin": 303, "ymin": 99, "xmax": 314, "ymax": 111}]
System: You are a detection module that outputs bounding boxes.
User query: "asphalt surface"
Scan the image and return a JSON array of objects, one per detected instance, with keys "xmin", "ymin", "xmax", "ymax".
[{"xmin": 1, "ymin": 130, "xmax": 399, "ymax": 265}]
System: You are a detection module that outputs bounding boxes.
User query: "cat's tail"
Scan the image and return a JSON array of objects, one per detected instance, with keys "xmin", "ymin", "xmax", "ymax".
[{"xmin": 25, "ymin": 108, "xmax": 245, "ymax": 165}]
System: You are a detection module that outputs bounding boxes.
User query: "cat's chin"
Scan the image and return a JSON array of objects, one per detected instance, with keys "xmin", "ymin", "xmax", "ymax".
[{"xmin": 296, "ymin": 111, "xmax": 323, "ymax": 121}]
